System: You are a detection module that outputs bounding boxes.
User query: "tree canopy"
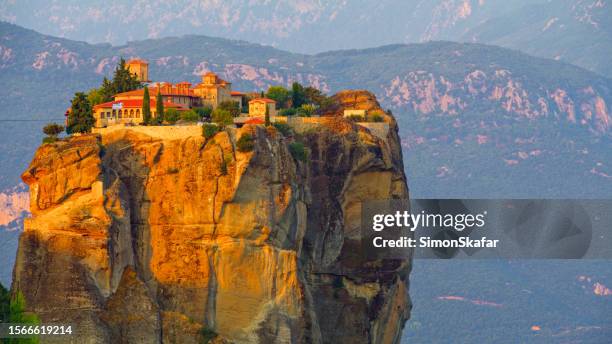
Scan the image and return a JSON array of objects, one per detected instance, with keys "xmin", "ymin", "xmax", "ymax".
[
  {"xmin": 110, "ymin": 58, "xmax": 142, "ymax": 95},
  {"xmin": 218, "ymin": 100, "xmax": 241, "ymax": 117},
  {"xmin": 67, "ymin": 92, "xmax": 94, "ymax": 134},
  {"xmin": 42, "ymin": 123, "xmax": 64, "ymax": 137},
  {"xmin": 266, "ymin": 86, "xmax": 290, "ymax": 108},
  {"xmin": 212, "ymin": 109, "xmax": 233, "ymax": 127},
  {"xmin": 142, "ymin": 86, "xmax": 151, "ymax": 125},
  {"xmin": 291, "ymin": 82, "xmax": 306, "ymax": 108},
  {"xmin": 155, "ymin": 91, "xmax": 164, "ymax": 124},
  {"xmin": 95, "ymin": 58, "xmax": 142, "ymax": 103}
]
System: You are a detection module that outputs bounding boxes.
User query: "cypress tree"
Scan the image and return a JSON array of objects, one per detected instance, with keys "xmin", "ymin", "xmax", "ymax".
[
  {"xmin": 291, "ymin": 82, "xmax": 305, "ymax": 108},
  {"xmin": 142, "ymin": 86, "xmax": 151, "ymax": 125},
  {"xmin": 265, "ymin": 104, "xmax": 271, "ymax": 126},
  {"xmin": 155, "ymin": 91, "xmax": 164, "ymax": 124},
  {"xmin": 67, "ymin": 92, "xmax": 95, "ymax": 134}
]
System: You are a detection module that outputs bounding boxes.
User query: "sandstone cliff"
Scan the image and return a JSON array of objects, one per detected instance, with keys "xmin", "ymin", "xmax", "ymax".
[{"xmin": 12, "ymin": 92, "xmax": 411, "ymax": 343}]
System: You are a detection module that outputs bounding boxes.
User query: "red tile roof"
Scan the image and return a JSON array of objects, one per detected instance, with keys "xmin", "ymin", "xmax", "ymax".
[
  {"xmin": 249, "ymin": 98, "xmax": 276, "ymax": 104},
  {"xmin": 245, "ymin": 118, "xmax": 265, "ymax": 125},
  {"xmin": 115, "ymin": 87, "xmax": 196, "ymax": 98},
  {"xmin": 230, "ymin": 91, "xmax": 245, "ymax": 96}
]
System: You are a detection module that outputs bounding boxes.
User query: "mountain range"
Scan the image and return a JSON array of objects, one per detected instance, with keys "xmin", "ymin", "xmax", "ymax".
[
  {"xmin": 0, "ymin": 21, "xmax": 611, "ymax": 199},
  {"xmin": 0, "ymin": 0, "xmax": 610, "ymax": 77},
  {"xmin": 0, "ymin": 16, "xmax": 611, "ymax": 344}
]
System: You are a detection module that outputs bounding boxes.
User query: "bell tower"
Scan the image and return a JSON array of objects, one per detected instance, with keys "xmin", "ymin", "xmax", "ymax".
[{"xmin": 127, "ymin": 58, "xmax": 149, "ymax": 82}]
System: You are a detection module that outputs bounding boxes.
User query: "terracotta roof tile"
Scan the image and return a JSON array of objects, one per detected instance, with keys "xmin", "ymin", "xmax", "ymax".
[{"xmin": 249, "ymin": 98, "xmax": 276, "ymax": 104}]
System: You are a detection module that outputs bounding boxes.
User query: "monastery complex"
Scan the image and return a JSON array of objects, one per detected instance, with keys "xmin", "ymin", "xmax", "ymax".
[{"xmin": 91, "ymin": 59, "xmax": 277, "ymax": 127}]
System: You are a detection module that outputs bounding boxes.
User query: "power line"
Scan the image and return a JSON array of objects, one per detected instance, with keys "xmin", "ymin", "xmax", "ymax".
[{"xmin": 0, "ymin": 119, "xmax": 65, "ymax": 122}]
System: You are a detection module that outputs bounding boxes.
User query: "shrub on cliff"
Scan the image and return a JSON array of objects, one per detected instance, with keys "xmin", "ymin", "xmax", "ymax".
[
  {"xmin": 369, "ymin": 114, "xmax": 384, "ymax": 122},
  {"xmin": 43, "ymin": 122, "xmax": 64, "ymax": 138},
  {"xmin": 288, "ymin": 142, "xmax": 308, "ymax": 162},
  {"xmin": 212, "ymin": 109, "xmax": 233, "ymax": 128},
  {"xmin": 347, "ymin": 114, "xmax": 364, "ymax": 122},
  {"xmin": 273, "ymin": 122, "xmax": 293, "ymax": 137},
  {"xmin": 199, "ymin": 326, "xmax": 217, "ymax": 343},
  {"xmin": 0, "ymin": 283, "xmax": 9, "ymax": 322},
  {"xmin": 2, "ymin": 287, "xmax": 40, "ymax": 330},
  {"xmin": 202, "ymin": 124, "xmax": 220, "ymax": 139},
  {"xmin": 237, "ymin": 133, "xmax": 255, "ymax": 152}
]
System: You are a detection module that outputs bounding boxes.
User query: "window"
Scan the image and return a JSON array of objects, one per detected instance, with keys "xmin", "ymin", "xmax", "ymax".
[
  {"xmin": 136, "ymin": 109, "xmax": 140, "ymax": 118},
  {"xmin": 118, "ymin": 110, "xmax": 122, "ymax": 119},
  {"xmin": 130, "ymin": 109, "xmax": 134, "ymax": 118}
]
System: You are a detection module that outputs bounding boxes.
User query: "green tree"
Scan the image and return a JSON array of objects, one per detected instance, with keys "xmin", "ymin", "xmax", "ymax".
[
  {"xmin": 96, "ymin": 59, "xmax": 141, "ymax": 102},
  {"xmin": 6, "ymin": 289, "xmax": 40, "ymax": 344},
  {"xmin": 67, "ymin": 92, "xmax": 94, "ymax": 134},
  {"xmin": 202, "ymin": 124, "xmax": 220, "ymax": 139},
  {"xmin": 291, "ymin": 82, "xmax": 305, "ymax": 108},
  {"xmin": 265, "ymin": 104, "xmax": 271, "ymax": 126},
  {"xmin": 288, "ymin": 142, "xmax": 308, "ymax": 162},
  {"xmin": 99, "ymin": 77, "xmax": 114, "ymax": 102},
  {"xmin": 272, "ymin": 122, "xmax": 292, "ymax": 136},
  {"xmin": 43, "ymin": 123, "xmax": 64, "ymax": 137},
  {"xmin": 86, "ymin": 88, "xmax": 104, "ymax": 106},
  {"xmin": 218, "ymin": 100, "xmax": 241, "ymax": 117},
  {"xmin": 237, "ymin": 133, "xmax": 255, "ymax": 152},
  {"xmin": 111, "ymin": 58, "xmax": 142, "ymax": 94},
  {"xmin": 155, "ymin": 91, "xmax": 164, "ymax": 124},
  {"xmin": 42, "ymin": 123, "xmax": 64, "ymax": 144},
  {"xmin": 194, "ymin": 106, "xmax": 212, "ymax": 120},
  {"xmin": 142, "ymin": 86, "xmax": 151, "ymax": 125},
  {"xmin": 304, "ymin": 86, "xmax": 326, "ymax": 105},
  {"xmin": 165, "ymin": 108, "xmax": 180, "ymax": 124},
  {"xmin": 180, "ymin": 110, "xmax": 200, "ymax": 122},
  {"xmin": 297, "ymin": 104, "xmax": 316, "ymax": 117},
  {"xmin": 211, "ymin": 109, "xmax": 233, "ymax": 128},
  {"xmin": 266, "ymin": 86, "xmax": 290, "ymax": 108},
  {"xmin": 0, "ymin": 283, "xmax": 9, "ymax": 322}
]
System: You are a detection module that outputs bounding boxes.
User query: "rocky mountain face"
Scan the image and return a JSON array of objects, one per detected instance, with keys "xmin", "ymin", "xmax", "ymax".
[
  {"xmin": 12, "ymin": 97, "xmax": 411, "ymax": 343},
  {"xmin": 0, "ymin": 1, "xmax": 609, "ymax": 77}
]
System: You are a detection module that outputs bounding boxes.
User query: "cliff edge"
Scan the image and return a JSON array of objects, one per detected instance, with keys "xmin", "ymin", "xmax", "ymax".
[{"xmin": 12, "ymin": 91, "xmax": 411, "ymax": 343}]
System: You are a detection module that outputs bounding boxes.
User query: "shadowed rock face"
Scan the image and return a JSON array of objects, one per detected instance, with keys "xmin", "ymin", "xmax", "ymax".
[{"xmin": 12, "ymin": 94, "xmax": 411, "ymax": 343}]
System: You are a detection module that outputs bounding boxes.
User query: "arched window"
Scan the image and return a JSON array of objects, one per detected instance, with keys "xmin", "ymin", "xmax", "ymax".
[
  {"xmin": 112, "ymin": 109, "xmax": 116, "ymax": 118},
  {"xmin": 136, "ymin": 109, "xmax": 140, "ymax": 118},
  {"xmin": 118, "ymin": 110, "xmax": 122, "ymax": 119},
  {"xmin": 130, "ymin": 109, "xmax": 134, "ymax": 118}
]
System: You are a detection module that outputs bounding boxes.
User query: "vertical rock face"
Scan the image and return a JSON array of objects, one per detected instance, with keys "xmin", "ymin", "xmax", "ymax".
[{"xmin": 13, "ymin": 98, "xmax": 411, "ymax": 343}]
